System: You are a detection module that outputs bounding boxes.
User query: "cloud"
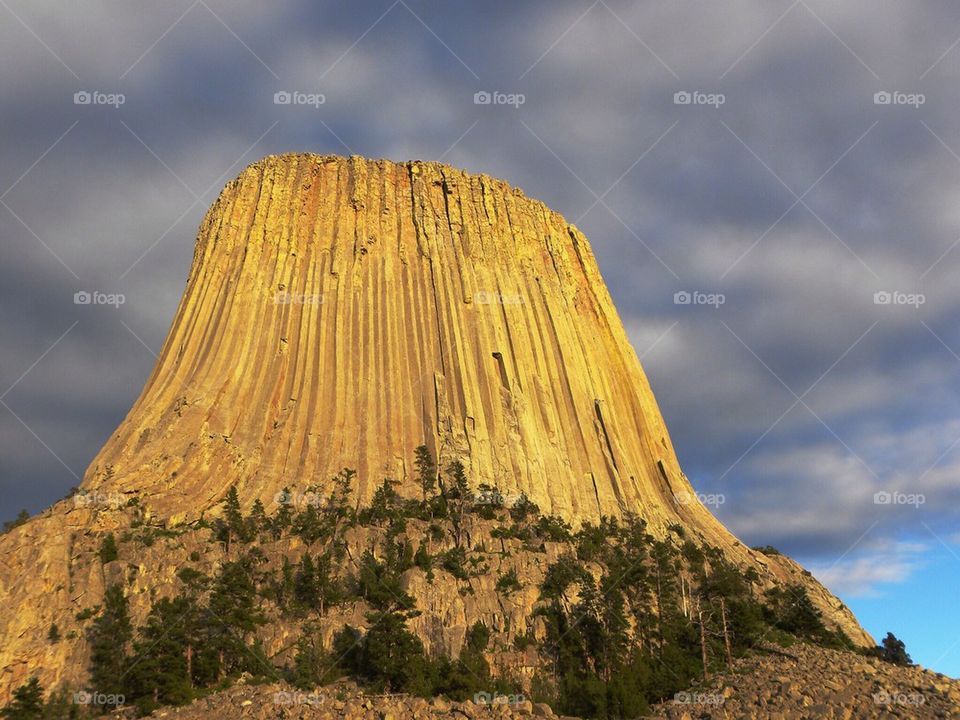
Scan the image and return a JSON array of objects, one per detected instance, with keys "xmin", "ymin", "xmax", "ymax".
[{"xmin": 808, "ymin": 539, "xmax": 930, "ymax": 597}]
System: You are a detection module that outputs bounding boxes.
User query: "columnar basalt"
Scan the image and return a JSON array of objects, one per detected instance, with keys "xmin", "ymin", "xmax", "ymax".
[{"xmin": 83, "ymin": 154, "xmax": 724, "ymax": 541}]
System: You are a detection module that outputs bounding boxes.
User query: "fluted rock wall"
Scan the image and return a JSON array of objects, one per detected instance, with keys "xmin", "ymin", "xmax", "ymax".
[{"xmin": 84, "ymin": 154, "xmax": 727, "ymax": 544}]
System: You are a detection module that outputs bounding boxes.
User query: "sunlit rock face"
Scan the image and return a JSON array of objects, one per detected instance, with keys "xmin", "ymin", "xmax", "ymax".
[{"xmin": 85, "ymin": 153, "xmax": 723, "ymax": 540}]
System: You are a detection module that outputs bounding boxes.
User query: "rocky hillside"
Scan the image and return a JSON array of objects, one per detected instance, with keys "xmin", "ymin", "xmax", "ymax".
[
  {"xmin": 0, "ymin": 472, "xmax": 880, "ymax": 716},
  {"xmin": 88, "ymin": 644, "xmax": 958, "ymax": 720},
  {"xmin": 648, "ymin": 642, "xmax": 960, "ymax": 719}
]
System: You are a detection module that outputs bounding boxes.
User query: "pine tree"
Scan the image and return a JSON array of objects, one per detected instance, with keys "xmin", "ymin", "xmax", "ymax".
[
  {"xmin": 207, "ymin": 559, "xmax": 266, "ymax": 678},
  {"xmin": 880, "ymin": 632, "xmax": 912, "ymax": 666},
  {"xmin": 88, "ymin": 584, "xmax": 132, "ymax": 699},
  {"xmin": 46, "ymin": 623, "xmax": 60, "ymax": 643},
  {"xmin": 414, "ymin": 445, "xmax": 437, "ymax": 501},
  {"xmin": 272, "ymin": 487, "xmax": 294, "ymax": 539},
  {"xmin": 218, "ymin": 485, "xmax": 247, "ymax": 550},
  {"xmin": 99, "ymin": 532, "xmax": 119, "ymax": 564},
  {"xmin": 0, "ymin": 677, "xmax": 43, "ymax": 719},
  {"xmin": 2, "ymin": 510, "xmax": 30, "ymax": 534},
  {"xmin": 445, "ymin": 461, "xmax": 470, "ymax": 548},
  {"xmin": 249, "ymin": 499, "xmax": 267, "ymax": 534},
  {"xmin": 129, "ymin": 596, "xmax": 199, "ymax": 711},
  {"xmin": 294, "ymin": 553, "xmax": 320, "ymax": 609}
]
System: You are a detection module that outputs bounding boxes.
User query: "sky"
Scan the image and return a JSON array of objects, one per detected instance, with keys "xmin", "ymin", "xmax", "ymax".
[{"xmin": 0, "ymin": 0, "xmax": 958, "ymax": 677}]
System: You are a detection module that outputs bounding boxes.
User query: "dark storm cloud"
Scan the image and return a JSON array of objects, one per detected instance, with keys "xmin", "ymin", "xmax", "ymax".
[{"xmin": 2, "ymin": 0, "xmax": 959, "ymax": 594}]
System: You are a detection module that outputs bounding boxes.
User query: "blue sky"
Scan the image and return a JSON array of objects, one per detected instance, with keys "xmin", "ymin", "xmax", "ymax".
[{"xmin": 0, "ymin": 0, "xmax": 958, "ymax": 676}]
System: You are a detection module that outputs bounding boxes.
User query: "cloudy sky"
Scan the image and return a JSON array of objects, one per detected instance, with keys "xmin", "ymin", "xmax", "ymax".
[{"xmin": 1, "ymin": 0, "xmax": 959, "ymax": 675}]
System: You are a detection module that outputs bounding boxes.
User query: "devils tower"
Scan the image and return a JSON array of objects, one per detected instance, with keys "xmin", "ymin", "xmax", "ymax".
[
  {"xmin": 85, "ymin": 154, "xmax": 725, "ymax": 538},
  {"xmin": 0, "ymin": 154, "xmax": 874, "ymax": 705}
]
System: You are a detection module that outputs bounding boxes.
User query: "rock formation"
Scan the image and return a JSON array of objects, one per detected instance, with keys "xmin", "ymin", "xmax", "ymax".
[
  {"xmin": 82, "ymin": 154, "xmax": 726, "ymax": 540},
  {"xmin": 0, "ymin": 155, "xmax": 874, "ymax": 704}
]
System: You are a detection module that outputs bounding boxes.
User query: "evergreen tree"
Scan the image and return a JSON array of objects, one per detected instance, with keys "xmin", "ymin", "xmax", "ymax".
[
  {"xmin": 129, "ymin": 596, "xmax": 200, "ymax": 712},
  {"xmin": 218, "ymin": 485, "xmax": 248, "ymax": 549},
  {"xmin": 88, "ymin": 584, "xmax": 132, "ymax": 699},
  {"xmin": 294, "ymin": 553, "xmax": 320, "ymax": 609},
  {"xmin": 293, "ymin": 625, "xmax": 338, "ymax": 689},
  {"xmin": 46, "ymin": 623, "xmax": 60, "ymax": 644},
  {"xmin": 2, "ymin": 510, "xmax": 30, "ymax": 534},
  {"xmin": 98, "ymin": 532, "xmax": 119, "ymax": 564},
  {"xmin": 445, "ymin": 461, "xmax": 470, "ymax": 548},
  {"xmin": 414, "ymin": 445, "xmax": 437, "ymax": 501},
  {"xmin": 207, "ymin": 559, "xmax": 266, "ymax": 677},
  {"xmin": 0, "ymin": 677, "xmax": 43, "ymax": 720},
  {"xmin": 272, "ymin": 487, "xmax": 294, "ymax": 539},
  {"xmin": 249, "ymin": 499, "xmax": 268, "ymax": 534},
  {"xmin": 359, "ymin": 611, "xmax": 432, "ymax": 694},
  {"xmin": 880, "ymin": 632, "xmax": 912, "ymax": 666}
]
